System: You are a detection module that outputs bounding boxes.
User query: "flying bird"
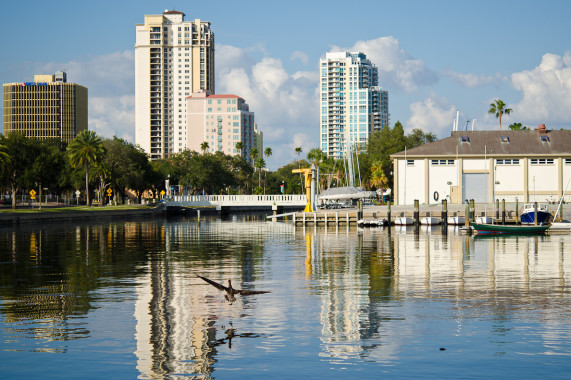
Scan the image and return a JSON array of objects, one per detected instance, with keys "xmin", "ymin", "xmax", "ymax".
[{"xmin": 197, "ymin": 275, "xmax": 270, "ymax": 302}]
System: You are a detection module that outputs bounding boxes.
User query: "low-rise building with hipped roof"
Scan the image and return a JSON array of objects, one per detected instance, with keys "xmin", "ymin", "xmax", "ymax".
[{"xmin": 390, "ymin": 125, "xmax": 571, "ymax": 205}]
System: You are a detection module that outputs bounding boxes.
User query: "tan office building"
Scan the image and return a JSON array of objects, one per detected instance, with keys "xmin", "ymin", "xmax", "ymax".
[
  {"xmin": 3, "ymin": 71, "xmax": 87, "ymax": 142},
  {"xmin": 135, "ymin": 10, "xmax": 215, "ymax": 159},
  {"xmin": 187, "ymin": 90, "xmax": 255, "ymax": 162}
]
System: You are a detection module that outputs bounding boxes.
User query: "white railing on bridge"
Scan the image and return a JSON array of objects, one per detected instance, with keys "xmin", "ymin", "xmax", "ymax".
[{"xmin": 166, "ymin": 194, "xmax": 307, "ymax": 207}]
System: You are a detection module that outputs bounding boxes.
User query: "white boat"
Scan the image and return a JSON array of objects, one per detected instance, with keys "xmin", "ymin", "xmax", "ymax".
[
  {"xmin": 476, "ymin": 216, "xmax": 494, "ymax": 224},
  {"xmin": 394, "ymin": 217, "xmax": 414, "ymax": 225},
  {"xmin": 421, "ymin": 217, "xmax": 440, "ymax": 225},
  {"xmin": 549, "ymin": 221, "xmax": 571, "ymax": 232},
  {"xmin": 447, "ymin": 216, "xmax": 465, "ymax": 225},
  {"xmin": 358, "ymin": 218, "xmax": 387, "ymax": 227}
]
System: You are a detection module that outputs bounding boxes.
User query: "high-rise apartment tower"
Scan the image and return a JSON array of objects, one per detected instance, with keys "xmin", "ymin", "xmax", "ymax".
[
  {"xmin": 135, "ymin": 10, "xmax": 214, "ymax": 159},
  {"xmin": 319, "ymin": 52, "xmax": 389, "ymax": 159},
  {"xmin": 3, "ymin": 71, "xmax": 87, "ymax": 142}
]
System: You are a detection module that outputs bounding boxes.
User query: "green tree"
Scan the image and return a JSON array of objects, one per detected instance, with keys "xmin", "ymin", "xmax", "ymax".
[
  {"xmin": 67, "ymin": 130, "xmax": 105, "ymax": 206},
  {"xmin": 29, "ymin": 139, "xmax": 69, "ymax": 203},
  {"xmin": 249, "ymin": 147, "xmax": 259, "ymax": 161},
  {"xmin": 255, "ymin": 157, "xmax": 266, "ymax": 187},
  {"xmin": 508, "ymin": 122, "xmax": 527, "ymax": 130},
  {"xmin": 235, "ymin": 141, "xmax": 244, "ymax": 157},
  {"xmin": 1, "ymin": 134, "xmax": 36, "ymax": 208},
  {"xmin": 0, "ymin": 139, "xmax": 9, "ymax": 172},
  {"xmin": 200, "ymin": 141, "xmax": 209, "ymax": 154},
  {"xmin": 367, "ymin": 121, "xmax": 436, "ymax": 190},
  {"xmin": 264, "ymin": 147, "xmax": 272, "ymax": 159},
  {"xmin": 488, "ymin": 99, "xmax": 513, "ymax": 130}
]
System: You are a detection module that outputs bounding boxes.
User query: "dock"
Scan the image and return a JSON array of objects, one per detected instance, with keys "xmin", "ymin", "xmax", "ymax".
[{"xmin": 267, "ymin": 202, "xmax": 570, "ymax": 226}]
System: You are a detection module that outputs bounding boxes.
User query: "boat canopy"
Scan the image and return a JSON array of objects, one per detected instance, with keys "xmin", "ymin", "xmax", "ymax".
[{"xmin": 319, "ymin": 186, "xmax": 376, "ymax": 201}]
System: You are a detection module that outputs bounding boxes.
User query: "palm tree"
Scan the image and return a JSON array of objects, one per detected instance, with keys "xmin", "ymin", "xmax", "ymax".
[
  {"xmin": 295, "ymin": 146, "xmax": 302, "ymax": 159},
  {"xmin": 235, "ymin": 141, "xmax": 244, "ymax": 157},
  {"xmin": 264, "ymin": 147, "xmax": 272, "ymax": 160},
  {"xmin": 307, "ymin": 148, "xmax": 326, "ymax": 192},
  {"xmin": 488, "ymin": 99, "xmax": 513, "ymax": 130},
  {"xmin": 369, "ymin": 162, "xmax": 389, "ymax": 202},
  {"xmin": 249, "ymin": 147, "xmax": 259, "ymax": 162},
  {"xmin": 200, "ymin": 141, "xmax": 209, "ymax": 154},
  {"xmin": 67, "ymin": 130, "xmax": 105, "ymax": 206},
  {"xmin": 254, "ymin": 157, "xmax": 266, "ymax": 187},
  {"xmin": 0, "ymin": 140, "xmax": 9, "ymax": 172},
  {"xmin": 294, "ymin": 146, "xmax": 303, "ymax": 194}
]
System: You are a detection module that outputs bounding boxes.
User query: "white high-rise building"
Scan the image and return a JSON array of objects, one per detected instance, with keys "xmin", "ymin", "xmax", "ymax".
[
  {"xmin": 320, "ymin": 52, "xmax": 389, "ymax": 159},
  {"xmin": 135, "ymin": 10, "xmax": 214, "ymax": 159}
]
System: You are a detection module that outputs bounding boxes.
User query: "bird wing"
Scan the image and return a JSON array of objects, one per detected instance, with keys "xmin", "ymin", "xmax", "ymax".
[
  {"xmin": 236, "ymin": 289, "xmax": 271, "ymax": 296},
  {"xmin": 197, "ymin": 275, "xmax": 229, "ymax": 292}
]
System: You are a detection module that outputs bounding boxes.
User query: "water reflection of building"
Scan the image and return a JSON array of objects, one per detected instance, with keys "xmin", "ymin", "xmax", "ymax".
[
  {"xmin": 298, "ymin": 225, "xmax": 383, "ymax": 358},
  {"xmin": 134, "ymin": 220, "xmax": 292, "ymax": 379},
  {"xmin": 303, "ymin": 226, "xmax": 571, "ymax": 362}
]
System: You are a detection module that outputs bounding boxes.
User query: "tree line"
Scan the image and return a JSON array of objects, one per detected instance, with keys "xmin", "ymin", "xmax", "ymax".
[{"xmin": 0, "ymin": 121, "xmax": 436, "ymax": 208}]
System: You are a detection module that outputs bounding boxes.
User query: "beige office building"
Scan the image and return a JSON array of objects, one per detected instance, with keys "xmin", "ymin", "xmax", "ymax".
[
  {"xmin": 187, "ymin": 90, "xmax": 255, "ymax": 162},
  {"xmin": 3, "ymin": 71, "xmax": 87, "ymax": 142},
  {"xmin": 135, "ymin": 10, "xmax": 215, "ymax": 159}
]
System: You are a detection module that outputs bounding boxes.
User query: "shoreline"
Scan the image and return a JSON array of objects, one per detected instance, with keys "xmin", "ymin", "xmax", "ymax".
[{"xmin": 0, "ymin": 205, "xmax": 163, "ymax": 226}]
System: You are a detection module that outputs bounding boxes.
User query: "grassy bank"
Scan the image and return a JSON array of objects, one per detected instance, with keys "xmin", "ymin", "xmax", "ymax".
[{"xmin": 0, "ymin": 204, "xmax": 156, "ymax": 214}]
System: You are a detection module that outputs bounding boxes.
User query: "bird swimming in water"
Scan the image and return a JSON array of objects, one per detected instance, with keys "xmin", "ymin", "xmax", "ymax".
[{"xmin": 197, "ymin": 275, "xmax": 271, "ymax": 302}]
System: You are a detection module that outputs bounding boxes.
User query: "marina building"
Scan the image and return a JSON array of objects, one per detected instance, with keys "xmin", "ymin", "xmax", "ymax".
[
  {"xmin": 390, "ymin": 126, "xmax": 571, "ymax": 205},
  {"xmin": 187, "ymin": 90, "xmax": 255, "ymax": 162},
  {"xmin": 135, "ymin": 10, "xmax": 215, "ymax": 159},
  {"xmin": 320, "ymin": 52, "xmax": 389, "ymax": 159},
  {"xmin": 2, "ymin": 71, "xmax": 87, "ymax": 142}
]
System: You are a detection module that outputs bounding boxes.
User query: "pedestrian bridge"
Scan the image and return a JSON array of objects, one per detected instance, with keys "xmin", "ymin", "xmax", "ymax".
[{"xmin": 165, "ymin": 194, "xmax": 307, "ymax": 209}]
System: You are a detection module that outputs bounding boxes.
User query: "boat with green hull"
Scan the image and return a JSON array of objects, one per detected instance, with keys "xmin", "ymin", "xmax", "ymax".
[{"xmin": 470, "ymin": 222, "xmax": 550, "ymax": 235}]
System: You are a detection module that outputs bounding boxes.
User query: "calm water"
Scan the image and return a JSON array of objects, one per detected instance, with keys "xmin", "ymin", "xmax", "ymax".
[{"xmin": 1, "ymin": 216, "xmax": 571, "ymax": 379}]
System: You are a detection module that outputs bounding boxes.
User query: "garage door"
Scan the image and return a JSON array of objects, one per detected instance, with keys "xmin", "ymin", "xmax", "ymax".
[{"xmin": 462, "ymin": 173, "xmax": 489, "ymax": 203}]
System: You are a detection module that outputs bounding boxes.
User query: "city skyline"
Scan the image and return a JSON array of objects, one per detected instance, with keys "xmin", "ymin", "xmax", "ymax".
[{"xmin": 1, "ymin": 0, "xmax": 571, "ymax": 169}]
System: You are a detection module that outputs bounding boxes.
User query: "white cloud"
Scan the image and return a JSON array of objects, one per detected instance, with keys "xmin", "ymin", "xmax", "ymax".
[
  {"xmin": 442, "ymin": 69, "xmax": 503, "ymax": 88},
  {"xmin": 291, "ymin": 51, "xmax": 309, "ymax": 64},
  {"xmin": 216, "ymin": 44, "xmax": 319, "ymax": 168},
  {"xmin": 330, "ymin": 36, "xmax": 438, "ymax": 93},
  {"xmin": 407, "ymin": 93, "xmax": 457, "ymax": 136},
  {"xmin": 89, "ymin": 96, "xmax": 134, "ymax": 142},
  {"xmin": 511, "ymin": 52, "xmax": 571, "ymax": 126},
  {"xmin": 34, "ymin": 51, "xmax": 135, "ymax": 140}
]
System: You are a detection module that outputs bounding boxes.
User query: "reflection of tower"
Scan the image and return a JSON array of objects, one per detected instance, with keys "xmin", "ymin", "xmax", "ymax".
[
  {"xmin": 134, "ymin": 220, "xmax": 288, "ymax": 378},
  {"xmin": 313, "ymin": 228, "xmax": 376, "ymax": 357},
  {"xmin": 134, "ymin": 222, "xmax": 217, "ymax": 378}
]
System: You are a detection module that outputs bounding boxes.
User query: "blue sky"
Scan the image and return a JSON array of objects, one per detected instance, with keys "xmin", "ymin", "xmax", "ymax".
[{"xmin": 2, "ymin": 0, "xmax": 571, "ymax": 169}]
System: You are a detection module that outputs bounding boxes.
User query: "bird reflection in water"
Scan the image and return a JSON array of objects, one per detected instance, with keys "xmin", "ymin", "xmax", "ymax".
[
  {"xmin": 197, "ymin": 275, "xmax": 271, "ymax": 303},
  {"xmin": 207, "ymin": 323, "xmax": 266, "ymax": 350}
]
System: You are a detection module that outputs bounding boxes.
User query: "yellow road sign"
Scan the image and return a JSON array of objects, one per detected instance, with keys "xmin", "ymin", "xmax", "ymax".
[
  {"xmin": 106, "ymin": 188, "xmax": 112, "ymax": 196},
  {"xmin": 160, "ymin": 190, "xmax": 165, "ymax": 196},
  {"xmin": 29, "ymin": 190, "xmax": 36, "ymax": 196}
]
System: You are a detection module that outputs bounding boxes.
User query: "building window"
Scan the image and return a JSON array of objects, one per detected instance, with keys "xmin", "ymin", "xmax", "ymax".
[
  {"xmin": 407, "ymin": 160, "xmax": 414, "ymax": 166},
  {"xmin": 530, "ymin": 158, "xmax": 554, "ymax": 165},
  {"xmin": 565, "ymin": 159, "xmax": 571, "ymax": 165},
  {"xmin": 497, "ymin": 159, "xmax": 520, "ymax": 165},
  {"xmin": 431, "ymin": 159, "xmax": 454, "ymax": 166}
]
